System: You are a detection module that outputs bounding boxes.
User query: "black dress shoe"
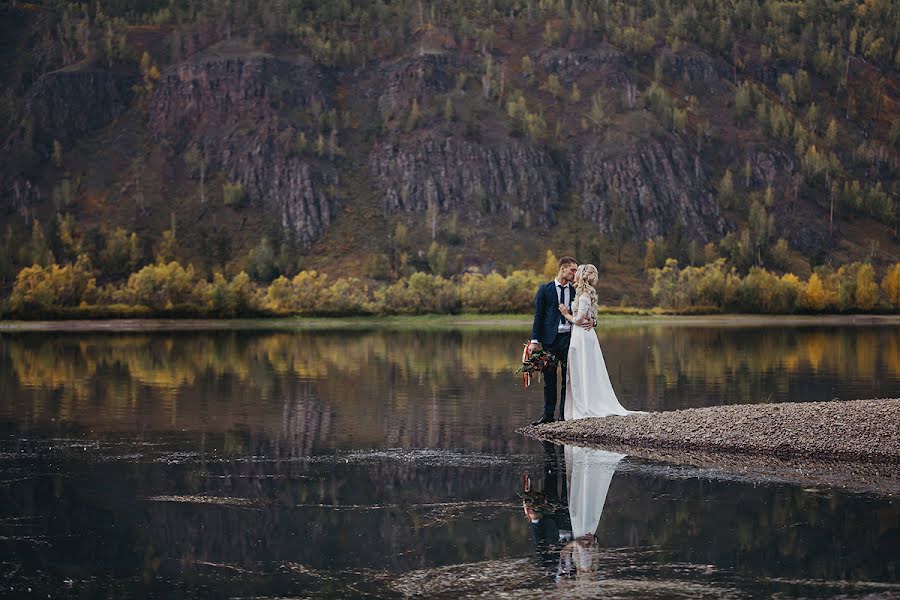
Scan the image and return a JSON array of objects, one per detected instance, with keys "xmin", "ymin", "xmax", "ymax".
[{"xmin": 531, "ymin": 415, "xmax": 555, "ymax": 426}]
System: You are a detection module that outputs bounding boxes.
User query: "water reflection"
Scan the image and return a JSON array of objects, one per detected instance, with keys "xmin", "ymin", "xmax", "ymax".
[
  {"xmin": 0, "ymin": 324, "xmax": 899, "ymax": 598},
  {"xmin": 522, "ymin": 442, "xmax": 571, "ymax": 580},
  {"xmin": 2, "ymin": 325, "xmax": 899, "ymax": 438},
  {"xmin": 516, "ymin": 442, "xmax": 900, "ymax": 589},
  {"xmin": 523, "ymin": 442, "xmax": 626, "ymax": 583}
]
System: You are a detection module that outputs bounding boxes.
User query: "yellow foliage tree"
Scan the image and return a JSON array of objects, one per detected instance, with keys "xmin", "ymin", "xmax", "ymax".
[
  {"xmin": 542, "ymin": 249, "xmax": 558, "ymax": 281},
  {"xmin": 855, "ymin": 263, "xmax": 879, "ymax": 310},
  {"xmin": 124, "ymin": 261, "xmax": 198, "ymax": 310},
  {"xmin": 291, "ymin": 270, "xmax": 331, "ymax": 313},
  {"xmin": 460, "ymin": 272, "xmax": 506, "ymax": 313},
  {"xmin": 882, "ymin": 263, "xmax": 900, "ymax": 308},
  {"xmin": 328, "ymin": 277, "xmax": 373, "ymax": 315},
  {"xmin": 9, "ymin": 255, "xmax": 97, "ymax": 313},
  {"xmin": 779, "ymin": 273, "xmax": 802, "ymax": 311},
  {"xmin": 265, "ymin": 276, "xmax": 294, "ymax": 312},
  {"xmin": 503, "ymin": 270, "xmax": 544, "ymax": 312},
  {"xmin": 375, "ymin": 272, "xmax": 460, "ymax": 314},
  {"xmin": 800, "ymin": 272, "xmax": 827, "ymax": 311}
]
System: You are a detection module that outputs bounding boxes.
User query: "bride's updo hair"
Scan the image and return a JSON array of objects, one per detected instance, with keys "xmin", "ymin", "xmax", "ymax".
[{"xmin": 574, "ymin": 264, "xmax": 599, "ymax": 310}]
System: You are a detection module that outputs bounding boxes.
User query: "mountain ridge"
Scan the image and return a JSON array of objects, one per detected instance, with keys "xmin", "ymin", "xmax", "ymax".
[{"xmin": 1, "ymin": 1, "xmax": 899, "ymax": 307}]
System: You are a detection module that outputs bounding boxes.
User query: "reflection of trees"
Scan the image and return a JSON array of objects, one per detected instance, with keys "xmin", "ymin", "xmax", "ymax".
[
  {"xmin": 619, "ymin": 325, "xmax": 900, "ymax": 409},
  {"xmin": 2, "ymin": 326, "xmax": 899, "ymax": 444}
]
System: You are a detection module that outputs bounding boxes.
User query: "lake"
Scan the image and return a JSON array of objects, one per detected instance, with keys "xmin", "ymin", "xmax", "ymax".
[{"xmin": 1, "ymin": 318, "xmax": 898, "ymax": 598}]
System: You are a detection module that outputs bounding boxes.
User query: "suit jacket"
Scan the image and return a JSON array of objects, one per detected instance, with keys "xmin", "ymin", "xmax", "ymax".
[{"xmin": 531, "ymin": 281, "xmax": 574, "ymax": 346}]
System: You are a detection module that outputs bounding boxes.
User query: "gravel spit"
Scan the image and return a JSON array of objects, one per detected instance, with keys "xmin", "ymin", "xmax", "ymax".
[{"xmin": 519, "ymin": 398, "xmax": 900, "ymax": 464}]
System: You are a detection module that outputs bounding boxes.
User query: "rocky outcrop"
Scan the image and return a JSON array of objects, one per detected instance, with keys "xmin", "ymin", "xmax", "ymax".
[
  {"xmin": 369, "ymin": 53, "xmax": 461, "ymax": 121},
  {"xmin": 23, "ymin": 68, "xmax": 135, "ymax": 150},
  {"xmin": 149, "ymin": 52, "xmax": 327, "ymax": 140},
  {"xmin": 657, "ymin": 48, "xmax": 733, "ymax": 84},
  {"xmin": 573, "ymin": 137, "xmax": 726, "ymax": 241},
  {"xmin": 746, "ymin": 148, "xmax": 795, "ymax": 189},
  {"xmin": 5, "ymin": 176, "xmax": 41, "ymax": 222},
  {"xmin": 540, "ymin": 45, "xmax": 629, "ymax": 82},
  {"xmin": 219, "ymin": 123, "xmax": 337, "ymax": 248},
  {"xmin": 368, "ymin": 135, "xmax": 563, "ymax": 225},
  {"xmin": 148, "ymin": 48, "xmax": 337, "ymax": 248}
]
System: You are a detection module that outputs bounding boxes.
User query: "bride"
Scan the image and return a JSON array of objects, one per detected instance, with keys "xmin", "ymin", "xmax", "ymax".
[{"xmin": 558, "ymin": 264, "xmax": 641, "ymax": 420}]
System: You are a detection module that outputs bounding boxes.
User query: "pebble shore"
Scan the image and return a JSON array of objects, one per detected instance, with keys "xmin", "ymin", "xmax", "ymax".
[{"xmin": 519, "ymin": 398, "xmax": 900, "ymax": 464}]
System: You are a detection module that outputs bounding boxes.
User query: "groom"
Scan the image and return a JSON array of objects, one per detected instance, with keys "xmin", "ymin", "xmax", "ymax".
[{"xmin": 528, "ymin": 256, "xmax": 592, "ymax": 425}]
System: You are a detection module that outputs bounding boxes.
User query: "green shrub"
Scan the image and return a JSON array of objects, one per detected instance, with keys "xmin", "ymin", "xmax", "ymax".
[
  {"xmin": 123, "ymin": 261, "xmax": 199, "ymax": 310},
  {"xmin": 8, "ymin": 255, "xmax": 97, "ymax": 314},
  {"xmin": 223, "ymin": 182, "xmax": 246, "ymax": 207},
  {"xmin": 375, "ymin": 272, "xmax": 460, "ymax": 314}
]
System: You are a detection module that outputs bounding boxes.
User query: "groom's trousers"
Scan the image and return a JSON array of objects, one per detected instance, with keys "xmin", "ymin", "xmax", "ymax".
[{"xmin": 542, "ymin": 332, "xmax": 570, "ymax": 420}]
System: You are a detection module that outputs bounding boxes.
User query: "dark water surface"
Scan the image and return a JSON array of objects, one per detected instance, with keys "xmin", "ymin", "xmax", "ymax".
[{"xmin": 1, "ymin": 321, "xmax": 898, "ymax": 598}]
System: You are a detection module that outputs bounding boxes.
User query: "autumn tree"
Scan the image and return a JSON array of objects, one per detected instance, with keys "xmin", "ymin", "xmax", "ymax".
[
  {"xmin": 800, "ymin": 272, "xmax": 827, "ymax": 311},
  {"xmin": 542, "ymin": 249, "xmax": 559, "ymax": 280},
  {"xmin": 541, "ymin": 74, "xmax": 562, "ymax": 99},
  {"xmin": 30, "ymin": 220, "xmax": 54, "ymax": 267},
  {"xmin": 717, "ymin": 169, "xmax": 735, "ymax": 208},
  {"xmin": 100, "ymin": 227, "xmax": 141, "ymax": 279},
  {"xmin": 124, "ymin": 261, "xmax": 199, "ymax": 310},
  {"xmin": 855, "ymin": 263, "xmax": 879, "ymax": 310},
  {"xmin": 882, "ymin": 263, "xmax": 900, "ymax": 308},
  {"xmin": 8, "ymin": 254, "xmax": 97, "ymax": 313}
]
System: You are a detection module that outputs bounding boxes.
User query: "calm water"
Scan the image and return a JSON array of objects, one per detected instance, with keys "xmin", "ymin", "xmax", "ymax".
[{"xmin": 0, "ymin": 321, "xmax": 898, "ymax": 598}]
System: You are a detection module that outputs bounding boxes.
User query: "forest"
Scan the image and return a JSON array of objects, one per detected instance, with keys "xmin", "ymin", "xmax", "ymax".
[{"xmin": 1, "ymin": 0, "xmax": 899, "ymax": 316}]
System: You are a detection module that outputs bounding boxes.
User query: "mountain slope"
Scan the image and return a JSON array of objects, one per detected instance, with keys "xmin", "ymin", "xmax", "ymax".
[{"xmin": 1, "ymin": 1, "xmax": 899, "ymax": 305}]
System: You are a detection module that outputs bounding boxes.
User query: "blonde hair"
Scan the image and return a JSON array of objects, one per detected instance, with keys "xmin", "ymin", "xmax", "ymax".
[{"xmin": 574, "ymin": 264, "xmax": 598, "ymax": 313}]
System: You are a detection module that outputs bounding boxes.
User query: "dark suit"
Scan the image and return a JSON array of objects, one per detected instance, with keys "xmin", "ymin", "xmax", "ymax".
[{"xmin": 531, "ymin": 281, "xmax": 574, "ymax": 420}]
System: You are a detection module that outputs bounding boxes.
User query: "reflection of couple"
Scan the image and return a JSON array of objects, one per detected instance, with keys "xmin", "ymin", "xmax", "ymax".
[
  {"xmin": 522, "ymin": 442, "xmax": 626, "ymax": 581},
  {"xmin": 529, "ymin": 256, "xmax": 641, "ymax": 425}
]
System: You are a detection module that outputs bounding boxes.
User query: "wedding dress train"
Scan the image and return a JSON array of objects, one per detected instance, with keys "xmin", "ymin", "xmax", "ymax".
[{"xmin": 565, "ymin": 294, "xmax": 639, "ymax": 420}]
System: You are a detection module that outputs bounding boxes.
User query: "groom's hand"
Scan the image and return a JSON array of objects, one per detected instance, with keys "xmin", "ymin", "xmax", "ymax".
[
  {"xmin": 581, "ymin": 318, "xmax": 595, "ymax": 331},
  {"xmin": 527, "ymin": 342, "xmax": 540, "ymax": 356}
]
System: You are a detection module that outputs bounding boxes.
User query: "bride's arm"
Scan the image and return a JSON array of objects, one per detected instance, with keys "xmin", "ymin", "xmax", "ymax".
[{"xmin": 558, "ymin": 303, "xmax": 588, "ymax": 325}]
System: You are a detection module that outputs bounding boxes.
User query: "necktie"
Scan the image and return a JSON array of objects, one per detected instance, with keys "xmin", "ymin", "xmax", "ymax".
[{"xmin": 558, "ymin": 284, "xmax": 566, "ymax": 324}]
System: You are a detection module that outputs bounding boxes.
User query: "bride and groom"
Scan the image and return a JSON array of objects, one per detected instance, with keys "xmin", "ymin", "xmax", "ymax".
[{"xmin": 529, "ymin": 256, "xmax": 640, "ymax": 425}]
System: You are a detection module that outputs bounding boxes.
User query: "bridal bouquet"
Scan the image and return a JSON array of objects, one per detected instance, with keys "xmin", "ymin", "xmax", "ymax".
[{"xmin": 517, "ymin": 343, "xmax": 562, "ymax": 389}]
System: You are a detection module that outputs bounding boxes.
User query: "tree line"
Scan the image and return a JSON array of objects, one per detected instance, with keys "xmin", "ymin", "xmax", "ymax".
[{"xmin": 4, "ymin": 244, "xmax": 900, "ymax": 318}]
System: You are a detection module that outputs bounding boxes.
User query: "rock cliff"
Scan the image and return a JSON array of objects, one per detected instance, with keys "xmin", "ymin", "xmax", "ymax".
[
  {"xmin": 573, "ymin": 136, "xmax": 726, "ymax": 242},
  {"xmin": 370, "ymin": 53, "xmax": 461, "ymax": 122},
  {"xmin": 657, "ymin": 48, "xmax": 733, "ymax": 84},
  {"xmin": 148, "ymin": 47, "xmax": 337, "ymax": 248},
  {"xmin": 368, "ymin": 135, "xmax": 563, "ymax": 226},
  {"xmin": 540, "ymin": 45, "xmax": 629, "ymax": 81},
  {"xmin": 23, "ymin": 68, "xmax": 135, "ymax": 151}
]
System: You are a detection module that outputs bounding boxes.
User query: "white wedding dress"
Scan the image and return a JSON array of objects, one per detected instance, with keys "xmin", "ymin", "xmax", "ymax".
[{"xmin": 565, "ymin": 294, "xmax": 638, "ymax": 420}]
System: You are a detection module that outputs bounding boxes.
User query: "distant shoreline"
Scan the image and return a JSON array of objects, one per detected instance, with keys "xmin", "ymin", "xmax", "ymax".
[{"xmin": 2, "ymin": 313, "xmax": 900, "ymax": 332}]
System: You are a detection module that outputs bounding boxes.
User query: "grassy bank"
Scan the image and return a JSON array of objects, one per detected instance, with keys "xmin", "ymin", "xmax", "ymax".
[{"xmin": 3, "ymin": 312, "xmax": 900, "ymax": 333}]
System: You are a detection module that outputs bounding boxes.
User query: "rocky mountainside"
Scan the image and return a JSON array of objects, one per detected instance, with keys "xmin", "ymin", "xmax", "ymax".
[
  {"xmin": 147, "ymin": 46, "xmax": 338, "ymax": 248},
  {"xmin": 1, "ymin": 1, "xmax": 898, "ymax": 303}
]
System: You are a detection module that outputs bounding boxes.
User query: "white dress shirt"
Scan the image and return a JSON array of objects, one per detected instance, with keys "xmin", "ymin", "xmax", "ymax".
[{"xmin": 555, "ymin": 278, "xmax": 572, "ymax": 334}]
